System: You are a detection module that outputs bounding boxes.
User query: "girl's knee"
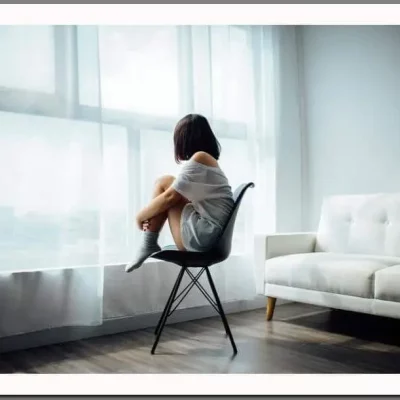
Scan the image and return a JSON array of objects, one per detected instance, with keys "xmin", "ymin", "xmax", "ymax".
[{"xmin": 155, "ymin": 174, "xmax": 175, "ymax": 189}]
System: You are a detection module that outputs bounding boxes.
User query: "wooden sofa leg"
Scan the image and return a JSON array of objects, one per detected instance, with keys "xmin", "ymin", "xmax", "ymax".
[{"xmin": 266, "ymin": 297, "xmax": 277, "ymax": 321}]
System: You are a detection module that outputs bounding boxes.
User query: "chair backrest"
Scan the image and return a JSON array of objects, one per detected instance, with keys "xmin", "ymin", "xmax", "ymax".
[{"xmin": 208, "ymin": 182, "xmax": 255, "ymax": 263}]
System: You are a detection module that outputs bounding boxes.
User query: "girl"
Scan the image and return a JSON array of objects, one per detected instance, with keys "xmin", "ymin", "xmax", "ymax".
[{"xmin": 126, "ymin": 114, "xmax": 234, "ymax": 272}]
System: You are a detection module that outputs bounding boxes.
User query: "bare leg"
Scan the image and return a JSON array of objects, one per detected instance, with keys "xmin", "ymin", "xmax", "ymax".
[
  {"xmin": 144, "ymin": 175, "xmax": 175, "ymax": 233},
  {"xmin": 142, "ymin": 175, "xmax": 188, "ymax": 251},
  {"xmin": 167, "ymin": 198, "xmax": 188, "ymax": 251},
  {"xmin": 125, "ymin": 175, "xmax": 187, "ymax": 272}
]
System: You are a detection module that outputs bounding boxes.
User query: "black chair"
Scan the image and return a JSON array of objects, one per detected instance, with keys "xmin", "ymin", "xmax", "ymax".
[{"xmin": 149, "ymin": 182, "xmax": 255, "ymax": 355}]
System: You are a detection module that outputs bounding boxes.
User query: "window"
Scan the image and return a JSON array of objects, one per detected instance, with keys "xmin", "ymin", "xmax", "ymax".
[
  {"xmin": 0, "ymin": 25, "xmax": 258, "ymax": 271},
  {"xmin": 0, "ymin": 111, "xmax": 103, "ymax": 270},
  {"xmin": 0, "ymin": 26, "xmax": 55, "ymax": 93},
  {"xmin": 98, "ymin": 27, "xmax": 180, "ymax": 117},
  {"xmin": 210, "ymin": 26, "xmax": 254, "ymax": 122}
]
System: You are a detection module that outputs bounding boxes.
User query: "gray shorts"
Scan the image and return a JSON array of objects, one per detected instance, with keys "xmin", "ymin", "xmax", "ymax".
[{"xmin": 181, "ymin": 203, "xmax": 222, "ymax": 252}]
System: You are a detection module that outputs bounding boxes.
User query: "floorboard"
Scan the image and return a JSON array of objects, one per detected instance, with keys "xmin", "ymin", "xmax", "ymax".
[{"xmin": 2, "ymin": 303, "xmax": 400, "ymax": 373}]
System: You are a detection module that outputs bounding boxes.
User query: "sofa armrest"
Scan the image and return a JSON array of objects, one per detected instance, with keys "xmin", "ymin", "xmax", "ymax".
[{"xmin": 254, "ymin": 232, "xmax": 316, "ymax": 295}]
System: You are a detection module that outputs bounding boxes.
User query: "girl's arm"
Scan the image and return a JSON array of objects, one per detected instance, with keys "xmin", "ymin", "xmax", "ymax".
[
  {"xmin": 136, "ymin": 151, "xmax": 213, "ymax": 228},
  {"xmin": 136, "ymin": 187, "xmax": 184, "ymax": 226}
]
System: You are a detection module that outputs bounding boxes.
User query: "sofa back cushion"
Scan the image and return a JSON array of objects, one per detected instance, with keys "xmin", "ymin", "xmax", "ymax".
[{"xmin": 316, "ymin": 193, "xmax": 400, "ymax": 256}]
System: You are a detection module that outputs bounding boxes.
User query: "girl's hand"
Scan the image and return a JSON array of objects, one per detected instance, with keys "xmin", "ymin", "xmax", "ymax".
[
  {"xmin": 136, "ymin": 216, "xmax": 144, "ymax": 230},
  {"xmin": 142, "ymin": 220, "xmax": 151, "ymax": 231}
]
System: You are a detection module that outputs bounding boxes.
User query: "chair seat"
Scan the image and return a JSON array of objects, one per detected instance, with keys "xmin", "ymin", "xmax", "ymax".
[{"xmin": 151, "ymin": 245, "xmax": 222, "ymax": 268}]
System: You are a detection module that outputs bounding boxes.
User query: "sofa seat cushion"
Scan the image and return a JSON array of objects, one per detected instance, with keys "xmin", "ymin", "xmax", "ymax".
[
  {"xmin": 375, "ymin": 265, "xmax": 400, "ymax": 302},
  {"xmin": 265, "ymin": 253, "xmax": 400, "ymax": 298}
]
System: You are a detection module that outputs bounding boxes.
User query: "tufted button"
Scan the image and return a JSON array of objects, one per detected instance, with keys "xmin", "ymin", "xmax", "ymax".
[{"xmin": 379, "ymin": 214, "xmax": 388, "ymax": 224}]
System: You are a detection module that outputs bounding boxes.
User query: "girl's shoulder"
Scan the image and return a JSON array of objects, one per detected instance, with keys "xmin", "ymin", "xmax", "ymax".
[{"xmin": 191, "ymin": 151, "xmax": 218, "ymax": 168}]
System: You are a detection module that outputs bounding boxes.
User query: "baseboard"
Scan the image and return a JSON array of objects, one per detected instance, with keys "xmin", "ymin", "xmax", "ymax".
[{"xmin": 0, "ymin": 295, "xmax": 271, "ymax": 354}]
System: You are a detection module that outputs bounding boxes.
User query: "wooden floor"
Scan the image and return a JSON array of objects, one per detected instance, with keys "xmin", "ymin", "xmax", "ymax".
[{"xmin": 2, "ymin": 303, "xmax": 400, "ymax": 373}]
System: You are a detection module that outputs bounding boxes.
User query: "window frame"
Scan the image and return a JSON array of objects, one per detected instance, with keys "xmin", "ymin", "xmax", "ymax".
[{"xmin": 0, "ymin": 25, "xmax": 249, "ymax": 139}]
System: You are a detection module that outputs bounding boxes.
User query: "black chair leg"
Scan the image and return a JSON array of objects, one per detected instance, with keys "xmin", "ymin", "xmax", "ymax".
[
  {"xmin": 154, "ymin": 270, "xmax": 182, "ymax": 336},
  {"xmin": 151, "ymin": 267, "xmax": 185, "ymax": 355},
  {"xmin": 205, "ymin": 267, "xmax": 238, "ymax": 355}
]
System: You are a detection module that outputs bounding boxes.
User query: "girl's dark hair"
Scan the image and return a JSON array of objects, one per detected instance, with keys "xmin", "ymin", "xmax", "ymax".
[{"xmin": 173, "ymin": 114, "xmax": 221, "ymax": 163}]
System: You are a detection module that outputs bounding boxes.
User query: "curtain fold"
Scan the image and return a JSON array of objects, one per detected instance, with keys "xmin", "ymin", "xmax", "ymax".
[
  {"xmin": 0, "ymin": 26, "xmax": 105, "ymax": 334},
  {"xmin": 0, "ymin": 25, "xmax": 279, "ymax": 334}
]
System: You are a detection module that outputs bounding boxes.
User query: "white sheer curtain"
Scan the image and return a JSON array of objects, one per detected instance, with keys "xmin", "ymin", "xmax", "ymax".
[
  {"xmin": 0, "ymin": 25, "xmax": 277, "ymax": 333},
  {"xmin": 0, "ymin": 26, "xmax": 105, "ymax": 335},
  {"xmin": 93, "ymin": 25, "xmax": 277, "ymax": 314}
]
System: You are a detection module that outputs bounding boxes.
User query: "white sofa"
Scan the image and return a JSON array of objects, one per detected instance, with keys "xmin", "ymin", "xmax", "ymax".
[{"xmin": 255, "ymin": 193, "xmax": 400, "ymax": 320}]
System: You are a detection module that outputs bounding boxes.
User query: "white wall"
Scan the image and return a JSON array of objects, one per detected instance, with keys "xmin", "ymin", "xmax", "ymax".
[
  {"xmin": 274, "ymin": 26, "xmax": 303, "ymax": 232},
  {"xmin": 301, "ymin": 26, "xmax": 400, "ymax": 229}
]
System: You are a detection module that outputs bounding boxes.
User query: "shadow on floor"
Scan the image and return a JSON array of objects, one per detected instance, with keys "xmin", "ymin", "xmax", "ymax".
[{"xmin": 285, "ymin": 308, "xmax": 400, "ymax": 348}]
